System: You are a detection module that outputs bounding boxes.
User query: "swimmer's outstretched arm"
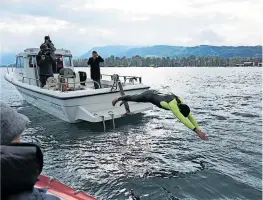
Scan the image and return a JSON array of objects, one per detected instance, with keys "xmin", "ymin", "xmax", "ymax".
[
  {"xmin": 167, "ymin": 102, "xmax": 208, "ymax": 140},
  {"xmin": 187, "ymin": 113, "xmax": 200, "ymax": 130},
  {"xmin": 168, "ymin": 102, "xmax": 195, "ymax": 130},
  {"xmin": 188, "ymin": 114, "xmax": 208, "ymax": 140}
]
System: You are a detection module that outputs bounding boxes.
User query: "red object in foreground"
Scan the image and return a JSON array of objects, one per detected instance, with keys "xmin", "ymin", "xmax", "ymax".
[{"xmin": 35, "ymin": 174, "xmax": 96, "ymax": 200}]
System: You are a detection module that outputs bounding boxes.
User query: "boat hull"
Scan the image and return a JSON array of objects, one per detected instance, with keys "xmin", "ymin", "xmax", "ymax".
[{"xmin": 5, "ymin": 73, "xmax": 153, "ymax": 123}]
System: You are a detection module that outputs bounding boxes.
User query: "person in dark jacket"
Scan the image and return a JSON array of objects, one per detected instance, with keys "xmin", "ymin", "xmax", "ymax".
[
  {"xmin": 87, "ymin": 51, "xmax": 104, "ymax": 89},
  {"xmin": 56, "ymin": 56, "xmax": 63, "ymax": 73},
  {"xmin": 43, "ymin": 36, "xmax": 56, "ymax": 54},
  {"xmin": 37, "ymin": 44, "xmax": 55, "ymax": 88},
  {"xmin": 43, "ymin": 35, "xmax": 57, "ymax": 72},
  {"xmin": 0, "ymin": 102, "xmax": 60, "ymax": 200}
]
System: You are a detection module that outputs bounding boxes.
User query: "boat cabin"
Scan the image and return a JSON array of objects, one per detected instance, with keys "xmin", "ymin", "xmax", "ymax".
[{"xmin": 11, "ymin": 48, "xmax": 73, "ymax": 87}]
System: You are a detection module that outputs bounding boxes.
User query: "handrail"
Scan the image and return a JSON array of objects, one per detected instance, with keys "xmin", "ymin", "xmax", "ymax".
[
  {"xmin": 20, "ymin": 73, "xmax": 144, "ymax": 92},
  {"xmin": 101, "ymin": 74, "xmax": 142, "ymax": 84},
  {"xmin": 20, "ymin": 75, "xmax": 101, "ymax": 90},
  {"xmin": 57, "ymin": 75, "xmax": 101, "ymax": 89},
  {"xmin": 93, "ymin": 81, "xmax": 101, "ymax": 89},
  {"xmin": 22, "ymin": 77, "xmax": 40, "ymax": 81},
  {"xmin": 21, "ymin": 76, "xmax": 40, "ymax": 85},
  {"xmin": 57, "ymin": 77, "xmax": 102, "ymax": 92},
  {"xmin": 6, "ymin": 64, "xmax": 14, "ymax": 74},
  {"xmin": 59, "ymin": 81, "xmax": 102, "ymax": 92},
  {"xmin": 101, "ymin": 73, "xmax": 141, "ymax": 79},
  {"xmin": 60, "ymin": 80, "xmax": 101, "ymax": 88}
]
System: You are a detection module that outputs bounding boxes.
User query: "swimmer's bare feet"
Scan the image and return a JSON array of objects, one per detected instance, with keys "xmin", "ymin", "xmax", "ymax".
[{"xmin": 112, "ymin": 97, "xmax": 119, "ymax": 106}]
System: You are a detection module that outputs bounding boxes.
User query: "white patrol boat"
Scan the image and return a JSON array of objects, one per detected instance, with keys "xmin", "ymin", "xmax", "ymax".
[{"xmin": 4, "ymin": 48, "xmax": 152, "ymax": 129}]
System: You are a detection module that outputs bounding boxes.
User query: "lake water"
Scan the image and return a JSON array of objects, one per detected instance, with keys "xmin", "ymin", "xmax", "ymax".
[{"xmin": 0, "ymin": 67, "xmax": 262, "ymax": 200}]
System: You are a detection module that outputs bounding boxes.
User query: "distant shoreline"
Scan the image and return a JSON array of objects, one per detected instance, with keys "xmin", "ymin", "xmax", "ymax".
[
  {"xmin": 1, "ymin": 50, "xmax": 262, "ymax": 68},
  {"xmin": 1, "ymin": 44, "xmax": 262, "ymax": 66},
  {"xmin": 1, "ymin": 66, "xmax": 262, "ymax": 68},
  {"xmin": 73, "ymin": 55, "xmax": 262, "ymax": 68}
]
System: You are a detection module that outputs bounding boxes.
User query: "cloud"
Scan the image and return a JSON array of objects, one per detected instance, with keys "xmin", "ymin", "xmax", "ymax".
[
  {"xmin": 0, "ymin": 0, "xmax": 261, "ymax": 56},
  {"xmin": 196, "ymin": 29, "xmax": 224, "ymax": 44}
]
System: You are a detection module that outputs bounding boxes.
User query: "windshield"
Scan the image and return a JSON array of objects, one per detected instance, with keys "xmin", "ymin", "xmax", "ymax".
[{"xmin": 63, "ymin": 56, "xmax": 72, "ymax": 67}]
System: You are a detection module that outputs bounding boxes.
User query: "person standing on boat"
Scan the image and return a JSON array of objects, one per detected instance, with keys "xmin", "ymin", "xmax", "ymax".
[
  {"xmin": 56, "ymin": 56, "xmax": 63, "ymax": 73},
  {"xmin": 112, "ymin": 90, "xmax": 209, "ymax": 141},
  {"xmin": 43, "ymin": 36, "xmax": 56, "ymax": 56},
  {"xmin": 0, "ymin": 102, "xmax": 61, "ymax": 199},
  {"xmin": 37, "ymin": 44, "xmax": 55, "ymax": 88},
  {"xmin": 43, "ymin": 35, "xmax": 57, "ymax": 72},
  {"xmin": 87, "ymin": 50, "xmax": 104, "ymax": 89}
]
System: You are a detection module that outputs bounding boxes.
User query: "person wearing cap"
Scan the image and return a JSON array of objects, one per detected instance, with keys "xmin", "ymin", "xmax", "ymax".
[
  {"xmin": 87, "ymin": 50, "xmax": 104, "ymax": 89},
  {"xmin": 36, "ymin": 43, "xmax": 55, "ymax": 88},
  {"xmin": 44, "ymin": 36, "xmax": 56, "ymax": 53},
  {"xmin": 0, "ymin": 102, "xmax": 30, "ymax": 145},
  {"xmin": 0, "ymin": 102, "xmax": 60, "ymax": 199},
  {"xmin": 112, "ymin": 90, "xmax": 209, "ymax": 140},
  {"xmin": 43, "ymin": 35, "xmax": 57, "ymax": 74}
]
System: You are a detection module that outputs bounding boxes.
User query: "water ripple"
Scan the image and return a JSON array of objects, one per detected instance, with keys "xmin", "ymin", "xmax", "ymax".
[{"xmin": 1, "ymin": 67, "xmax": 262, "ymax": 200}]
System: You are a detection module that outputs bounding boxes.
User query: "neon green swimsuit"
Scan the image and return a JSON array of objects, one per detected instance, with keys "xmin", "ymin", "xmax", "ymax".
[
  {"xmin": 116, "ymin": 89, "xmax": 200, "ymax": 131},
  {"xmin": 160, "ymin": 98, "xmax": 200, "ymax": 131}
]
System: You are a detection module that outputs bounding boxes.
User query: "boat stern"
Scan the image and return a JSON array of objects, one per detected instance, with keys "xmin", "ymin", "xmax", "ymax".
[{"xmin": 75, "ymin": 101, "xmax": 153, "ymax": 123}]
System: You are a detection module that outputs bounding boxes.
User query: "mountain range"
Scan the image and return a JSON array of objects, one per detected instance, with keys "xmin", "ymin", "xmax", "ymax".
[
  {"xmin": 80, "ymin": 45, "xmax": 262, "ymax": 59},
  {"xmin": 1, "ymin": 45, "xmax": 262, "ymax": 65},
  {"xmin": 0, "ymin": 52, "xmax": 17, "ymax": 66}
]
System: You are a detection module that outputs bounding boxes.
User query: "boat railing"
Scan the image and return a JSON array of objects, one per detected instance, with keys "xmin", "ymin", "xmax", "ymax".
[
  {"xmin": 56, "ymin": 73, "xmax": 142, "ymax": 92},
  {"xmin": 21, "ymin": 76, "xmax": 40, "ymax": 85},
  {"xmin": 20, "ymin": 75, "xmax": 101, "ymax": 91},
  {"xmin": 101, "ymin": 74, "xmax": 142, "ymax": 84},
  {"xmin": 6, "ymin": 64, "xmax": 14, "ymax": 74},
  {"xmin": 19, "ymin": 73, "xmax": 141, "ymax": 92},
  {"xmin": 56, "ymin": 74, "xmax": 101, "ymax": 92}
]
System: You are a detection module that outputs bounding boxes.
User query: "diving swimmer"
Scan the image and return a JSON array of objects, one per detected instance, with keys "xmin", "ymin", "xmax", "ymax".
[{"xmin": 112, "ymin": 90, "xmax": 208, "ymax": 141}]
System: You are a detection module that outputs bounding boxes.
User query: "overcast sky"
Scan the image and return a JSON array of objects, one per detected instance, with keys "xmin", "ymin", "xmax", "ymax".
[{"xmin": 0, "ymin": 0, "xmax": 261, "ymax": 56}]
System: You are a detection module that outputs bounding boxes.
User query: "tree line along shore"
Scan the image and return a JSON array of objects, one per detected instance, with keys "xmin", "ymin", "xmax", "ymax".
[
  {"xmin": 73, "ymin": 55, "xmax": 262, "ymax": 67},
  {"xmin": 1, "ymin": 55, "xmax": 262, "ymax": 68}
]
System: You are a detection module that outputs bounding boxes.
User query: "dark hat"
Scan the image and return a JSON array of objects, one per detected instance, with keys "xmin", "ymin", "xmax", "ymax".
[
  {"xmin": 92, "ymin": 50, "xmax": 97, "ymax": 54},
  {"xmin": 0, "ymin": 102, "xmax": 30, "ymax": 145},
  {"xmin": 44, "ymin": 35, "xmax": 50, "ymax": 40},
  {"xmin": 178, "ymin": 104, "xmax": 190, "ymax": 117}
]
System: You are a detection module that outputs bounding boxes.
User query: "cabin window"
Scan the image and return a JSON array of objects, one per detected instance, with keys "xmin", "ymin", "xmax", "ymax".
[
  {"xmin": 15, "ymin": 56, "xmax": 24, "ymax": 77},
  {"xmin": 17, "ymin": 56, "xmax": 24, "ymax": 68},
  {"xmin": 28, "ymin": 56, "xmax": 36, "ymax": 68},
  {"xmin": 64, "ymin": 56, "xmax": 72, "ymax": 67}
]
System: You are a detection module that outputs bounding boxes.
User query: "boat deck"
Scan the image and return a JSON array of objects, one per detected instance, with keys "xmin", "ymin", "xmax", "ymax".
[{"xmin": 6, "ymin": 73, "xmax": 150, "ymax": 99}]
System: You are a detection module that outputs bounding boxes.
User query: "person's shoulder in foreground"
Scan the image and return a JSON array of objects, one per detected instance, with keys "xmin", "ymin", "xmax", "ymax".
[{"xmin": 0, "ymin": 102, "xmax": 60, "ymax": 200}]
